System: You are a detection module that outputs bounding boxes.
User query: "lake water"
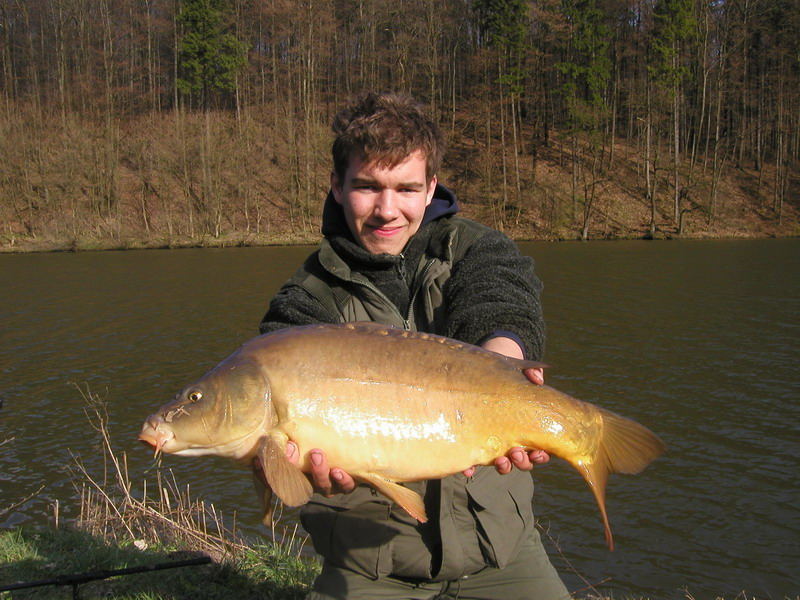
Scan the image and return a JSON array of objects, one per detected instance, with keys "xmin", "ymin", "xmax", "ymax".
[{"xmin": 1, "ymin": 240, "xmax": 798, "ymax": 599}]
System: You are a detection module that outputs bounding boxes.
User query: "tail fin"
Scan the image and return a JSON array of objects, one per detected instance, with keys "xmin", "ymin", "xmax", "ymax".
[{"xmin": 571, "ymin": 408, "xmax": 666, "ymax": 551}]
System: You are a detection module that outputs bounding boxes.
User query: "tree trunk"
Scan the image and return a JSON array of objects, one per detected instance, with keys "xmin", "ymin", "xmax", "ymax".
[
  {"xmin": 709, "ymin": 60, "xmax": 725, "ymax": 224},
  {"xmin": 646, "ymin": 82, "xmax": 656, "ymax": 238},
  {"xmin": 672, "ymin": 46, "xmax": 680, "ymax": 226}
]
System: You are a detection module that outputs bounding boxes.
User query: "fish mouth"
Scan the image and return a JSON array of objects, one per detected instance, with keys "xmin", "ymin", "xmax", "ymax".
[
  {"xmin": 138, "ymin": 418, "xmax": 266, "ymax": 460},
  {"xmin": 139, "ymin": 416, "xmax": 176, "ymax": 458},
  {"xmin": 138, "ymin": 404, "xmax": 271, "ymax": 461}
]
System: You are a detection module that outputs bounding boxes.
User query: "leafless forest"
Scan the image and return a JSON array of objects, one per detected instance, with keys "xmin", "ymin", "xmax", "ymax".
[{"xmin": 1, "ymin": 0, "xmax": 798, "ymax": 250}]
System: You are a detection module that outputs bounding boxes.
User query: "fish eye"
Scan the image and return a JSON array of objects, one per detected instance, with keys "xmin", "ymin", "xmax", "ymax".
[{"xmin": 188, "ymin": 390, "xmax": 203, "ymax": 402}]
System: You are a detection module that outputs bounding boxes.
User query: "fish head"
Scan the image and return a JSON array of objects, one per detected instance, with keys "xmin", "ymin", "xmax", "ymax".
[{"xmin": 139, "ymin": 353, "xmax": 273, "ymax": 461}]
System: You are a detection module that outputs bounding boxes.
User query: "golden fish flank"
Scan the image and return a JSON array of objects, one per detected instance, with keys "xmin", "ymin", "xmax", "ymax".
[
  {"xmin": 139, "ymin": 322, "xmax": 666, "ymax": 550},
  {"xmin": 291, "ymin": 402, "xmax": 459, "ymax": 444}
]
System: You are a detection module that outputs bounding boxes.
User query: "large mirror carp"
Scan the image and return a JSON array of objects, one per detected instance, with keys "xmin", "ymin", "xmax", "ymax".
[{"xmin": 140, "ymin": 322, "xmax": 665, "ymax": 549}]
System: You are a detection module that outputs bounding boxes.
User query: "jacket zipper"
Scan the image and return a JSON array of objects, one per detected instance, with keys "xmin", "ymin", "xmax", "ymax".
[
  {"xmin": 342, "ymin": 253, "xmax": 435, "ymax": 331},
  {"xmin": 404, "ymin": 258, "xmax": 435, "ymax": 330},
  {"xmin": 348, "ymin": 273, "xmax": 407, "ymax": 329}
]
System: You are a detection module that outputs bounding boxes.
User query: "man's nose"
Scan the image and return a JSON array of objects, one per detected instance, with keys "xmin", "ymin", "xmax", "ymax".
[{"xmin": 374, "ymin": 190, "xmax": 399, "ymax": 219}]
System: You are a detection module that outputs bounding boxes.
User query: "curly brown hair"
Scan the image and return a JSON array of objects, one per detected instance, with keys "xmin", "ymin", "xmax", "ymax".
[{"xmin": 331, "ymin": 92, "xmax": 445, "ymax": 183}]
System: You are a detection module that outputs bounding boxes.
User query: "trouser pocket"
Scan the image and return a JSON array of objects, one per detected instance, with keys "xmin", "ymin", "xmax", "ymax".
[{"xmin": 301, "ymin": 491, "xmax": 396, "ymax": 580}]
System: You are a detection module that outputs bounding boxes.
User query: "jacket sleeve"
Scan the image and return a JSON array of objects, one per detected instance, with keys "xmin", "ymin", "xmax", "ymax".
[
  {"xmin": 258, "ymin": 283, "xmax": 339, "ymax": 334},
  {"xmin": 442, "ymin": 230, "xmax": 545, "ymax": 360}
]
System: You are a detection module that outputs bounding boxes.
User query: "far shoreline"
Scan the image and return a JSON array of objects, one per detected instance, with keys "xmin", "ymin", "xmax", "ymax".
[{"xmin": 1, "ymin": 229, "xmax": 795, "ymax": 255}]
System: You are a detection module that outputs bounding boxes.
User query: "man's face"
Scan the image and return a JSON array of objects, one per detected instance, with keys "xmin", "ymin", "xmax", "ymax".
[{"xmin": 332, "ymin": 151, "xmax": 436, "ymax": 255}]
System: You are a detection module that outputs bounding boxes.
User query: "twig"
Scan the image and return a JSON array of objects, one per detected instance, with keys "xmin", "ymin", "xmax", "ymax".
[
  {"xmin": 68, "ymin": 450, "xmax": 137, "ymax": 539},
  {"xmin": 536, "ymin": 519, "xmax": 607, "ymax": 598},
  {"xmin": 571, "ymin": 577, "xmax": 612, "ymax": 596},
  {"xmin": 0, "ymin": 483, "xmax": 45, "ymax": 519}
]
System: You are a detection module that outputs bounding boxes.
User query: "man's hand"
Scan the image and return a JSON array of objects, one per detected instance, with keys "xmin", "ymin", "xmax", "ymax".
[
  {"xmin": 461, "ymin": 446, "xmax": 550, "ymax": 478},
  {"xmin": 492, "ymin": 447, "xmax": 550, "ymax": 474},
  {"xmin": 285, "ymin": 442, "xmax": 356, "ymax": 496}
]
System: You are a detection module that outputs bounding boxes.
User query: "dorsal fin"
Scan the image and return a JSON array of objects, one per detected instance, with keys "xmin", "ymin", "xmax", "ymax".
[{"xmin": 500, "ymin": 356, "xmax": 549, "ymax": 371}]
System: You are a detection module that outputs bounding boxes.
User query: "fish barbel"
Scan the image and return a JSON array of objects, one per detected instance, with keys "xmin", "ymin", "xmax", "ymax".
[{"xmin": 139, "ymin": 322, "xmax": 665, "ymax": 549}]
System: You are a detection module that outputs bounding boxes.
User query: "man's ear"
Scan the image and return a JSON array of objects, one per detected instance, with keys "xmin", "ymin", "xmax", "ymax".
[
  {"xmin": 426, "ymin": 175, "xmax": 437, "ymax": 206},
  {"xmin": 331, "ymin": 171, "xmax": 343, "ymax": 204}
]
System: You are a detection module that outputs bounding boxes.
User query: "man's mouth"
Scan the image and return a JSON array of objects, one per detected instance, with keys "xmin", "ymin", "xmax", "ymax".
[{"xmin": 368, "ymin": 224, "xmax": 404, "ymax": 237}]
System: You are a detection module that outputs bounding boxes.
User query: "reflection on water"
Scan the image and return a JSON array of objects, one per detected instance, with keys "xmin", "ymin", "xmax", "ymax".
[{"xmin": 1, "ymin": 240, "xmax": 798, "ymax": 598}]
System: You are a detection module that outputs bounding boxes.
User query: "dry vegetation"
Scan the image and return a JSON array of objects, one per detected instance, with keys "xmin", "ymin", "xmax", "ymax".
[
  {"xmin": 0, "ymin": 104, "xmax": 327, "ymax": 252},
  {"xmin": 69, "ymin": 388, "xmax": 308, "ymax": 562},
  {"xmin": 1, "ymin": 103, "xmax": 796, "ymax": 254},
  {"xmin": 2, "ymin": 1, "xmax": 797, "ymax": 251}
]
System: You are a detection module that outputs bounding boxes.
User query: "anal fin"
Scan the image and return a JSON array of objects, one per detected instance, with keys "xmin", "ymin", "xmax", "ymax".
[
  {"xmin": 258, "ymin": 435, "xmax": 313, "ymax": 508},
  {"xmin": 358, "ymin": 473, "xmax": 427, "ymax": 523}
]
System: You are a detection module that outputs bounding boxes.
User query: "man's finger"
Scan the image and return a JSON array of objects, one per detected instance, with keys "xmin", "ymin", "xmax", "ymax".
[
  {"xmin": 524, "ymin": 367, "xmax": 545, "ymax": 385},
  {"xmin": 494, "ymin": 456, "xmax": 513, "ymax": 474},
  {"xmin": 285, "ymin": 441, "xmax": 299, "ymax": 464},
  {"xmin": 309, "ymin": 449, "xmax": 333, "ymax": 496},
  {"xmin": 509, "ymin": 447, "xmax": 533, "ymax": 470},
  {"xmin": 529, "ymin": 449, "xmax": 551, "ymax": 465},
  {"xmin": 331, "ymin": 468, "xmax": 357, "ymax": 493}
]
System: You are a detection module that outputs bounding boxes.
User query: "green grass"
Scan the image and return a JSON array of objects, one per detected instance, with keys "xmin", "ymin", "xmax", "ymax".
[{"xmin": 0, "ymin": 526, "xmax": 319, "ymax": 600}]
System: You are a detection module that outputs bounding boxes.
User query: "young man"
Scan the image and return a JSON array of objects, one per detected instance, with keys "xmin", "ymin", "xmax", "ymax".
[{"xmin": 259, "ymin": 93, "xmax": 569, "ymax": 599}]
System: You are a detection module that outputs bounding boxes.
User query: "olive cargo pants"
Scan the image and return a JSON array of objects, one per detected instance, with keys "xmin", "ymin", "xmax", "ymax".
[{"xmin": 305, "ymin": 530, "xmax": 571, "ymax": 600}]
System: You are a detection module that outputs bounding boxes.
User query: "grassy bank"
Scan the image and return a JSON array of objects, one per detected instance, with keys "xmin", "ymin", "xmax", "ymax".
[
  {"xmin": 4, "ymin": 527, "xmax": 796, "ymax": 600},
  {"xmin": 2, "ymin": 225, "xmax": 796, "ymax": 255},
  {"xmin": 3, "ymin": 527, "xmax": 798, "ymax": 600},
  {"xmin": 0, "ymin": 527, "xmax": 317, "ymax": 599},
  {"xmin": 0, "ymin": 231, "xmax": 321, "ymax": 254}
]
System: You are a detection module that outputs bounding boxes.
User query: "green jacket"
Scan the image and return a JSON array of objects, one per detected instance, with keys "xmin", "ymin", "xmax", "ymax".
[
  {"xmin": 298, "ymin": 215, "xmax": 487, "ymax": 332},
  {"xmin": 260, "ymin": 193, "xmax": 545, "ymax": 581}
]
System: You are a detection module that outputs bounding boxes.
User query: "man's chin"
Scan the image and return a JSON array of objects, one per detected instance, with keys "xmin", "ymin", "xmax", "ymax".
[
  {"xmin": 361, "ymin": 233, "xmax": 408, "ymax": 255},
  {"xmin": 364, "ymin": 242, "xmax": 403, "ymax": 255}
]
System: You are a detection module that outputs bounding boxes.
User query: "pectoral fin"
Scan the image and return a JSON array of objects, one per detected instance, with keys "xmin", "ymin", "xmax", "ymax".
[
  {"xmin": 252, "ymin": 463, "xmax": 275, "ymax": 525},
  {"xmin": 358, "ymin": 473, "xmax": 427, "ymax": 523},
  {"xmin": 257, "ymin": 434, "xmax": 313, "ymax": 508}
]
